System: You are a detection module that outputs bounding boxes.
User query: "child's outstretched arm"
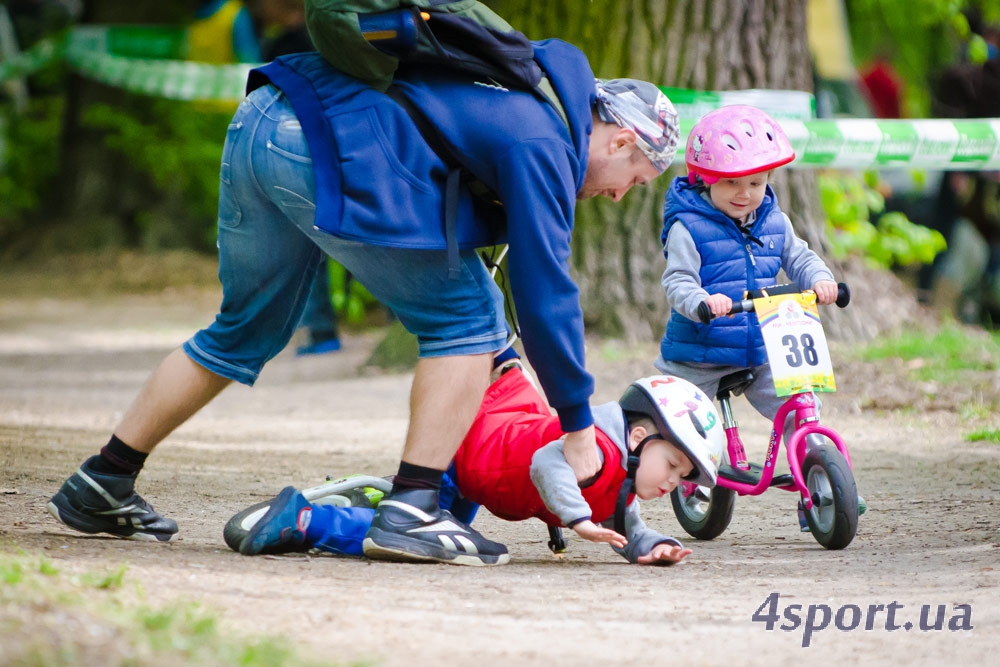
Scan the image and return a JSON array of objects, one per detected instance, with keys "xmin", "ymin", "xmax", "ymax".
[
  {"xmin": 570, "ymin": 519, "xmax": 626, "ymax": 548},
  {"xmin": 602, "ymin": 500, "xmax": 692, "ymax": 565}
]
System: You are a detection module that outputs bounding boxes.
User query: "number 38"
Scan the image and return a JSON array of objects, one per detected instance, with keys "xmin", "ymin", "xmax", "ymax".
[{"xmin": 781, "ymin": 333, "xmax": 819, "ymax": 368}]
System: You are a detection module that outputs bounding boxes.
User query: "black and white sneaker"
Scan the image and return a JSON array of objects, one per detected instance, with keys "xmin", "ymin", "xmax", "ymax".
[
  {"xmin": 47, "ymin": 456, "xmax": 178, "ymax": 542},
  {"xmin": 363, "ymin": 488, "xmax": 509, "ymax": 566}
]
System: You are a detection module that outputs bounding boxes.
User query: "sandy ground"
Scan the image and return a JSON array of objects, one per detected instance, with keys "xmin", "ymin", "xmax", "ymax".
[{"xmin": 1, "ymin": 285, "xmax": 998, "ymax": 666}]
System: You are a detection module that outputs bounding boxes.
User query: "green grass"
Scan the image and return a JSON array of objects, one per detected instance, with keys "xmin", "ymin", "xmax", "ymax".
[
  {"xmin": 857, "ymin": 321, "xmax": 1000, "ymax": 383},
  {"xmin": 0, "ymin": 550, "xmax": 342, "ymax": 667},
  {"xmin": 966, "ymin": 428, "xmax": 1000, "ymax": 444}
]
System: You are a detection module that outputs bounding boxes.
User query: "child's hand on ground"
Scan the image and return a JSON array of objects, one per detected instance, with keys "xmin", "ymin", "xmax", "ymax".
[
  {"xmin": 704, "ymin": 293, "xmax": 733, "ymax": 318},
  {"xmin": 636, "ymin": 543, "xmax": 693, "ymax": 565},
  {"xmin": 812, "ymin": 280, "xmax": 839, "ymax": 306},
  {"xmin": 572, "ymin": 520, "xmax": 627, "ymax": 548}
]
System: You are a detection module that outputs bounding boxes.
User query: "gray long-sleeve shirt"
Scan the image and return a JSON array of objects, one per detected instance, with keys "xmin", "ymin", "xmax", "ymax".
[
  {"xmin": 528, "ymin": 401, "xmax": 683, "ymax": 563},
  {"xmin": 662, "ymin": 209, "xmax": 835, "ymax": 321}
]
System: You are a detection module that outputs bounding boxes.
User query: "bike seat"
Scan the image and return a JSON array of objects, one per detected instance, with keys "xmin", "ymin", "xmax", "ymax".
[{"xmin": 716, "ymin": 369, "xmax": 755, "ymax": 399}]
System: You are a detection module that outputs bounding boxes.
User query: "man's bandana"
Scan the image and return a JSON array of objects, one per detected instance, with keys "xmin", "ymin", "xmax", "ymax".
[{"xmin": 594, "ymin": 78, "xmax": 680, "ymax": 172}]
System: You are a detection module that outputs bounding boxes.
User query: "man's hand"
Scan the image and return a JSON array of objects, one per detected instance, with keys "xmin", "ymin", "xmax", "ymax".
[
  {"xmin": 811, "ymin": 280, "xmax": 839, "ymax": 306},
  {"xmin": 562, "ymin": 426, "xmax": 600, "ymax": 483},
  {"xmin": 636, "ymin": 543, "xmax": 693, "ymax": 565},
  {"xmin": 572, "ymin": 520, "xmax": 627, "ymax": 549}
]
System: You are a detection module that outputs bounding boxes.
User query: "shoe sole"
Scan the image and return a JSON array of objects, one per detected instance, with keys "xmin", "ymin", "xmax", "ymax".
[
  {"xmin": 46, "ymin": 499, "xmax": 177, "ymax": 543},
  {"xmin": 362, "ymin": 531, "xmax": 509, "ymax": 567}
]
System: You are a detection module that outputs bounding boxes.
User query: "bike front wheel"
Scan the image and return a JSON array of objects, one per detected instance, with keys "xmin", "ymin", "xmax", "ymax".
[
  {"xmin": 801, "ymin": 446, "xmax": 858, "ymax": 550},
  {"xmin": 670, "ymin": 483, "xmax": 736, "ymax": 540}
]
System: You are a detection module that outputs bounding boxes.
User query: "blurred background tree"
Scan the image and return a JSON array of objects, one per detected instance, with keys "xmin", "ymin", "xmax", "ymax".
[{"xmin": 2, "ymin": 0, "xmax": 998, "ymax": 337}]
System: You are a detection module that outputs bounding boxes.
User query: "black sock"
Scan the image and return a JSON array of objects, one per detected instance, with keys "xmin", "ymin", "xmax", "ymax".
[
  {"xmin": 391, "ymin": 461, "xmax": 444, "ymax": 493},
  {"xmin": 88, "ymin": 435, "xmax": 148, "ymax": 475}
]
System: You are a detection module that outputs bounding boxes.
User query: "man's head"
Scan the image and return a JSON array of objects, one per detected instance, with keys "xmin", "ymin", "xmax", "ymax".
[
  {"xmin": 579, "ymin": 78, "xmax": 679, "ymax": 201},
  {"xmin": 618, "ymin": 375, "xmax": 724, "ymax": 498}
]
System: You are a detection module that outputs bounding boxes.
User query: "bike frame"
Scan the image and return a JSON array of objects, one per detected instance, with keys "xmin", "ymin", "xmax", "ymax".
[{"xmin": 709, "ymin": 390, "xmax": 851, "ymax": 511}]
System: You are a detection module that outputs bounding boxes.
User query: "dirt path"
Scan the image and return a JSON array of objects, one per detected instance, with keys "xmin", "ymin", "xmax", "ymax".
[{"xmin": 1, "ymin": 286, "xmax": 998, "ymax": 666}]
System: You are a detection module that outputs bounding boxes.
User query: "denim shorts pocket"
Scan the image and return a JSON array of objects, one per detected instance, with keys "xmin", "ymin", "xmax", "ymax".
[
  {"xmin": 218, "ymin": 123, "xmax": 243, "ymax": 229},
  {"xmin": 267, "ymin": 117, "xmax": 312, "ymax": 164}
]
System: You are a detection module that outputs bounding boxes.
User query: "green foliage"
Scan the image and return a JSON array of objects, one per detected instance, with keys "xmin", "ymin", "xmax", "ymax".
[
  {"xmin": 328, "ymin": 260, "xmax": 380, "ymax": 325},
  {"xmin": 847, "ymin": 0, "xmax": 1000, "ymax": 116},
  {"xmin": 859, "ymin": 320, "xmax": 1000, "ymax": 382},
  {"xmin": 820, "ymin": 171, "xmax": 947, "ymax": 268},
  {"xmin": 0, "ymin": 550, "xmax": 340, "ymax": 667},
  {"xmin": 0, "ymin": 96, "xmax": 64, "ymax": 239},
  {"xmin": 966, "ymin": 427, "xmax": 1000, "ymax": 442},
  {"xmin": 81, "ymin": 97, "xmax": 233, "ymax": 252}
]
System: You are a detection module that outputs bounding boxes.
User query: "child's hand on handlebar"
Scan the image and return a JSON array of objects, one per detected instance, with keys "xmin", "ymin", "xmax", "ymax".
[
  {"xmin": 812, "ymin": 280, "xmax": 839, "ymax": 306},
  {"xmin": 704, "ymin": 293, "xmax": 733, "ymax": 318}
]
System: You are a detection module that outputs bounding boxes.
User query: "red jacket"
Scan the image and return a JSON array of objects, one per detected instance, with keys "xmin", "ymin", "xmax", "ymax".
[{"xmin": 453, "ymin": 368, "xmax": 631, "ymax": 526}]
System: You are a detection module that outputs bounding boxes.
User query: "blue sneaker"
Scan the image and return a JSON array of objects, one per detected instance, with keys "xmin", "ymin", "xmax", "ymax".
[
  {"xmin": 239, "ymin": 486, "xmax": 313, "ymax": 556},
  {"xmin": 47, "ymin": 457, "xmax": 178, "ymax": 542},
  {"xmin": 296, "ymin": 339, "xmax": 341, "ymax": 356}
]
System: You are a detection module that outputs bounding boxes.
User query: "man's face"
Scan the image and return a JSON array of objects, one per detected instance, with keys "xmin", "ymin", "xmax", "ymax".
[
  {"xmin": 578, "ymin": 128, "xmax": 661, "ymax": 202},
  {"xmin": 708, "ymin": 172, "xmax": 770, "ymax": 222}
]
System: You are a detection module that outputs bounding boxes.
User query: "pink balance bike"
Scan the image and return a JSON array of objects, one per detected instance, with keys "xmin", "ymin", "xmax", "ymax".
[{"xmin": 670, "ymin": 283, "xmax": 859, "ymax": 550}]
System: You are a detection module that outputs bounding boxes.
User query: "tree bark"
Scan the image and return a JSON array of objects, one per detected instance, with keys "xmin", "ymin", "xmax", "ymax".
[{"xmin": 490, "ymin": 0, "xmax": 915, "ymax": 342}]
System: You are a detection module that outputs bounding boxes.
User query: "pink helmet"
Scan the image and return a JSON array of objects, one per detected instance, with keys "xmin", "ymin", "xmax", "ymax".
[{"xmin": 685, "ymin": 105, "xmax": 795, "ymax": 184}]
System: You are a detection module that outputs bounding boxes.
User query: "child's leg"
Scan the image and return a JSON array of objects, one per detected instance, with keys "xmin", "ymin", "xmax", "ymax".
[
  {"xmin": 306, "ymin": 505, "xmax": 376, "ymax": 556},
  {"xmin": 744, "ymin": 363, "xmax": 822, "ymax": 446},
  {"xmin": 440, "ymin": 464, "xmax": 480, "ymax": 525},
  {"xmin": 653, "ymin": 360, "xmax": 734, "ymax": 401}
]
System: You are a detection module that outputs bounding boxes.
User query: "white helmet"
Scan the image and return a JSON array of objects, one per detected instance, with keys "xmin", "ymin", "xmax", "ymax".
[{"xmin": 618, "ymin": 375, "xmax": 725, "ymax": 487}]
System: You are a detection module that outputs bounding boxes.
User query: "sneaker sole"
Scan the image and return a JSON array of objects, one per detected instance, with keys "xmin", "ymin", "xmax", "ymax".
[
  {"xmin": 46, "ymin": 499, "xmax": 177, "ymax": 543},
  {"xmin": 362, "ymin": 531, "xmax": 509, "ymax": 567}
]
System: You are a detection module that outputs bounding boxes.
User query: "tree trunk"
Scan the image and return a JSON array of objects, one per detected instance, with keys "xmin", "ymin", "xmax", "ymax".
[{"xmin": 490, "ymin": 0, "xmax": 916, "ymax": 342}]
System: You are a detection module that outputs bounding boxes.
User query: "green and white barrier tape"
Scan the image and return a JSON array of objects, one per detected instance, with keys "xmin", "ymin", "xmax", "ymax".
[
  {"xmin": 64, "ymin": 48, "xmax": 253, "ymax": 102},
  {"xmin": 4, "ymin": 25, "xmax": 1000, "ymax": 170}
]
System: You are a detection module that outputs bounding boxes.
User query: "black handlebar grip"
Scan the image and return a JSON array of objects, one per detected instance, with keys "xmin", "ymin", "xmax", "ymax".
[
  {"xmin": 836, "ymin": 282, "xmax": 851, "ymax": 308},
  {"xmin": 697, "ymin": 301, "xmax": 712, "ymax": 324}
]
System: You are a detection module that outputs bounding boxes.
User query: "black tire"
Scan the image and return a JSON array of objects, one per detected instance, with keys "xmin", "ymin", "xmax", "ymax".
[
  {"xmin": 801, "ymin": 446, "xmax": 858, "ymax": 550},
  {"xmin": 670, "ymin": 484, "xmax": 736, "ymax": 540}
]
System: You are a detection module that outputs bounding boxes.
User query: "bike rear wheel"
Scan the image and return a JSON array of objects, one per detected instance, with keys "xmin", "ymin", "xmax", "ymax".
[
  {"xmin": 801, "ymin": 446, "xmax": 858, "ymax": 550},
  {"xmin": 670, "ymin": 483, "xmax": 736, "ymax": 540}
]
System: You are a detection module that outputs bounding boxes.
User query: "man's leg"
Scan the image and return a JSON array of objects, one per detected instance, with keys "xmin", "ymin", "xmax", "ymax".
[
  {"xmin": 116, "ymin": 348, "xmax": 233, "ymax": 453},
  {"xmin": 48, "ymin": 84, "xmax": 321, "ymax": 542},
  {"xmin": 46, "ymin": 346, "xmax": 234, "ymax": 542},
  {"xmin": 402, "ymin": 354, "xmax": 491, "ymax": 470},
  {"xmin": 364, "ymin": 354, "xmax": 510, "ymax": 566}
]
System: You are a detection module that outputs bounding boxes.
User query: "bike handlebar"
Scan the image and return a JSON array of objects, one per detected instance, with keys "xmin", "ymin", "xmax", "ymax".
[{"xmin": 696, "ymin": 283, "xmax": 851, "ymax": 324}]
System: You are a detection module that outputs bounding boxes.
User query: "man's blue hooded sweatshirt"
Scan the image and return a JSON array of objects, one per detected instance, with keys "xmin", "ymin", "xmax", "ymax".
[{"xmin": 248, "ymin": 39, "xmax": 596, "ymax": 431}]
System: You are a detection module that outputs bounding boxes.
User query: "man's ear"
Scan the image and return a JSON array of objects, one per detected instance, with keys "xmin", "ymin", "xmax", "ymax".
[{"xmin": 612, "ymin": 127, "xmax": 639, "ymax": 154}]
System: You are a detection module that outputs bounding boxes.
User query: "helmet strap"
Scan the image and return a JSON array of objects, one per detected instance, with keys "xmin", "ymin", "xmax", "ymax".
[{"xmin": 613, "ymin": 433, "xmax": 665, "ymax": 536}]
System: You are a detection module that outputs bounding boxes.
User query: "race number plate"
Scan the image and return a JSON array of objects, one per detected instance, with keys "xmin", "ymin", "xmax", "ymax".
[{"xmin": 754, "ymin": 291, "xmax": 836, "ymax": 396}]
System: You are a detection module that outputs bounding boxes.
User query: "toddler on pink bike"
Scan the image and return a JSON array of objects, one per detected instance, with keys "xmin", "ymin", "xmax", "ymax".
[{"xmin": 655, "ymin": 105, "xmax": 863, "ymax": 546}]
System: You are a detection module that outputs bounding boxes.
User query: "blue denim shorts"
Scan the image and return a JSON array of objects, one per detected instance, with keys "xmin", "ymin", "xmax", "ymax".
[{"xmin": 185, "ymin": 85, "xmax": 508, "ymax": 386}]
